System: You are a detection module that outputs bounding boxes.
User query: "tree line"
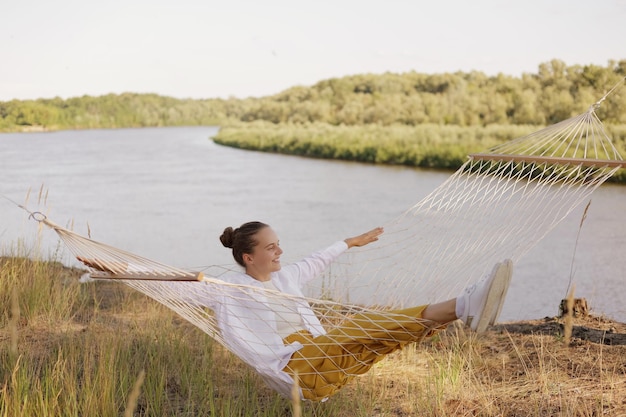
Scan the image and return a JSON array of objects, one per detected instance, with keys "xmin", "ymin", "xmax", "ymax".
[
  {"xmin": 1, "ymin": 59, "xmax": 625, "ymax": 131},
  {"xmin": 2, "ymin": 59, "xmax": 624, "ymax": 182}
]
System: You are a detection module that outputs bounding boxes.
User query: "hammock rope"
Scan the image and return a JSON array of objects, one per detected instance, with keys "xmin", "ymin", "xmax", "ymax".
[{"xmin": 22, "ymin": 87, "xmax": 626, "ymax": 401}]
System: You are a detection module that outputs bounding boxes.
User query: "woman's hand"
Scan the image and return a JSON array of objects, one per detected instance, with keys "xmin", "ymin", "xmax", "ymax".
[{"xmin": 344, "ymin": 227, "xmax": 384, "ymax": 248}]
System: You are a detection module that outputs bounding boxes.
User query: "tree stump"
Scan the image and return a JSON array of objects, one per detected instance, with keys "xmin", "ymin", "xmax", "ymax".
[{"xmin": 559, "ymin": 298, "xmax": 589, "ymax": 318}]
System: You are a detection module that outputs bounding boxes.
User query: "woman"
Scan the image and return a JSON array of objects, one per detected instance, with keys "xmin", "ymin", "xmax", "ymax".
[{"xmin": 219, "ymin": 221, "xmax": 510, "ymax": 401}]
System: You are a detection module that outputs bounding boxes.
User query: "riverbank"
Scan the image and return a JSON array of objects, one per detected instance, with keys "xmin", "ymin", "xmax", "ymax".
[
  {"xmin": 1, "ymin": 257, "xmax": 625, "ymax": 416},
  {"xmin": 212, "ymin": 121, "xmax": 626, "ymax": 184}
]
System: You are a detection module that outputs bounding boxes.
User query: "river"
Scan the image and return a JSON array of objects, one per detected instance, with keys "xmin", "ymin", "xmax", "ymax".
[{"xmin": 1, "ymin": 126, "xmax": 625, "ymax": 322}]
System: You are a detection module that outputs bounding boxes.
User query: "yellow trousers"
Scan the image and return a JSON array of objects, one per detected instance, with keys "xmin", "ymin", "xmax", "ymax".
[{"xmin": 283, "ymin": 305, "xmax": 441, "ymax": 401}]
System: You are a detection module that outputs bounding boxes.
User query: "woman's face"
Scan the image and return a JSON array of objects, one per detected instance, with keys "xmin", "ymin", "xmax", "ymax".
[{"xmin": 245, "ymin": 227, "xmax": 283, "ymax": 276}]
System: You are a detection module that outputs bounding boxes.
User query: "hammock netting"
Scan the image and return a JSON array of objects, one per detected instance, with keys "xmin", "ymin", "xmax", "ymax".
[{"xmin": 32, "ymin": 98, "xmax": 625, "ymax": 400}]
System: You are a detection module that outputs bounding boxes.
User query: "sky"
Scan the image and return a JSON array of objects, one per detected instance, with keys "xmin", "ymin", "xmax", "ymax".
[{"xmin": 1, "ymin": 0, "xmax": 625, "ymax": 101}]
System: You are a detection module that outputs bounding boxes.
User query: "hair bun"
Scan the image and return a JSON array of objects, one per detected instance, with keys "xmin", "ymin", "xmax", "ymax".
[{"xmin": 219, "ymin": 227, "xmax": 236, "ymax": 248}]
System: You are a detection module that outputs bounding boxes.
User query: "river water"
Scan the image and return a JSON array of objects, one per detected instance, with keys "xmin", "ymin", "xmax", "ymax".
[{"xmin": 1, "ymin": 126, "xmax": 625, "ymax": 322}]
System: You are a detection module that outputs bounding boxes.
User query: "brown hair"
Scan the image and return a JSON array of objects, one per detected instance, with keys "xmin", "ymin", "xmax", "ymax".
[{"xmin": 220, "ymin": 221, "xmax": 269, "ymax": 267}]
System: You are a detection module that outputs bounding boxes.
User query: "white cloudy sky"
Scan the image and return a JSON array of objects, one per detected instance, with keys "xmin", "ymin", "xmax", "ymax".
[{"xmin": 1, "ymin": 0, "xmax": 624, "ymax": 101}]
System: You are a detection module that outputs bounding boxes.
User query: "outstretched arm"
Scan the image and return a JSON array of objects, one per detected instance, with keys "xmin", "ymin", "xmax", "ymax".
[
  {"xmin": 281, "ymin": 227, "xmax": 385, "ymax": 287},
  {"xmin": 344, "ymin": 227, "xmax": 384, "ymax": 249}
]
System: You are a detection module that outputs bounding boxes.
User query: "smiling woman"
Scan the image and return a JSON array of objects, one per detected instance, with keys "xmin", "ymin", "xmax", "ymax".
[{"xmin": 209, "ymin": 220, "xmax": 509, "ymax": 401}]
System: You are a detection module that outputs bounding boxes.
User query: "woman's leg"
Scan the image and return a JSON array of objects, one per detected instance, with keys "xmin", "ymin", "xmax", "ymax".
[
  {"xmin": 422, "ymin": 298, "xmax": 457, "ymax": 323},
  {"xmin": 284, "ymin": 304, "xmax": 445, "ymax": 400}
]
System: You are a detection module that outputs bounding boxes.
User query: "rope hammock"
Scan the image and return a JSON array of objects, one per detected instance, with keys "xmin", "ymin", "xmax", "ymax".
[{"xmin": 26, "ymin": 86, "xmax": 625, "ymax": 401}]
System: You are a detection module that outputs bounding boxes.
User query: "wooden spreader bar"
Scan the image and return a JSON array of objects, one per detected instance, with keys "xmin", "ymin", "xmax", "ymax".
[
  {"xmin": 89, "ymin": 271, "xmax": 204, "ymax": 281},
  {"xmin": 470, "ymin": 153, "xmax": 626, "ymax": 168}
]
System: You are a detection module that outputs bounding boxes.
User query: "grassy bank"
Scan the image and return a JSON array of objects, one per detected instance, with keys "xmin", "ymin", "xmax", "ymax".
[
  {"xmin": 213, "ymin": 122, "xmax": 626, "ymax": 183},
  {"xmin": 2, "ymin": 249, "xmax": 626, "ymax": 416}
]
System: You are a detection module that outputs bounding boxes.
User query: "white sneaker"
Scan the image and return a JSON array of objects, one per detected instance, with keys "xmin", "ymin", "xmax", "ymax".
[{"xmin": 459, "ymin": 259, "xmax": 512, "ymax": 333}]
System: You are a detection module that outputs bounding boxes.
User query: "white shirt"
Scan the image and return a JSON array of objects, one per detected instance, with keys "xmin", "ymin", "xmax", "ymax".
[
  {"xmin": 260, "ymin": 279, "xmax": 306, "ymax": 339},
  {"xmin": 167, "ymin": 240, "xmax": 348, "ymax": 400}
]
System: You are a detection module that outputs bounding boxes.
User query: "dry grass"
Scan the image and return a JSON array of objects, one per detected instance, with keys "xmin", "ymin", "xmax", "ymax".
[{"xmin": 2, "ymin": 255, "xmax": 626, "ymax": 416}]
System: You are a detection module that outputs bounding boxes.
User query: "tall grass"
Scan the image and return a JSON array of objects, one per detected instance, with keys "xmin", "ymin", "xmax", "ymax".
[
  {"xmin": 0, "ymin": 243, "xmax": 295, "ymax": 416},
  {"xmin": 1, "ymin": 240, "xmax": 625, "ymax": 416}
]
